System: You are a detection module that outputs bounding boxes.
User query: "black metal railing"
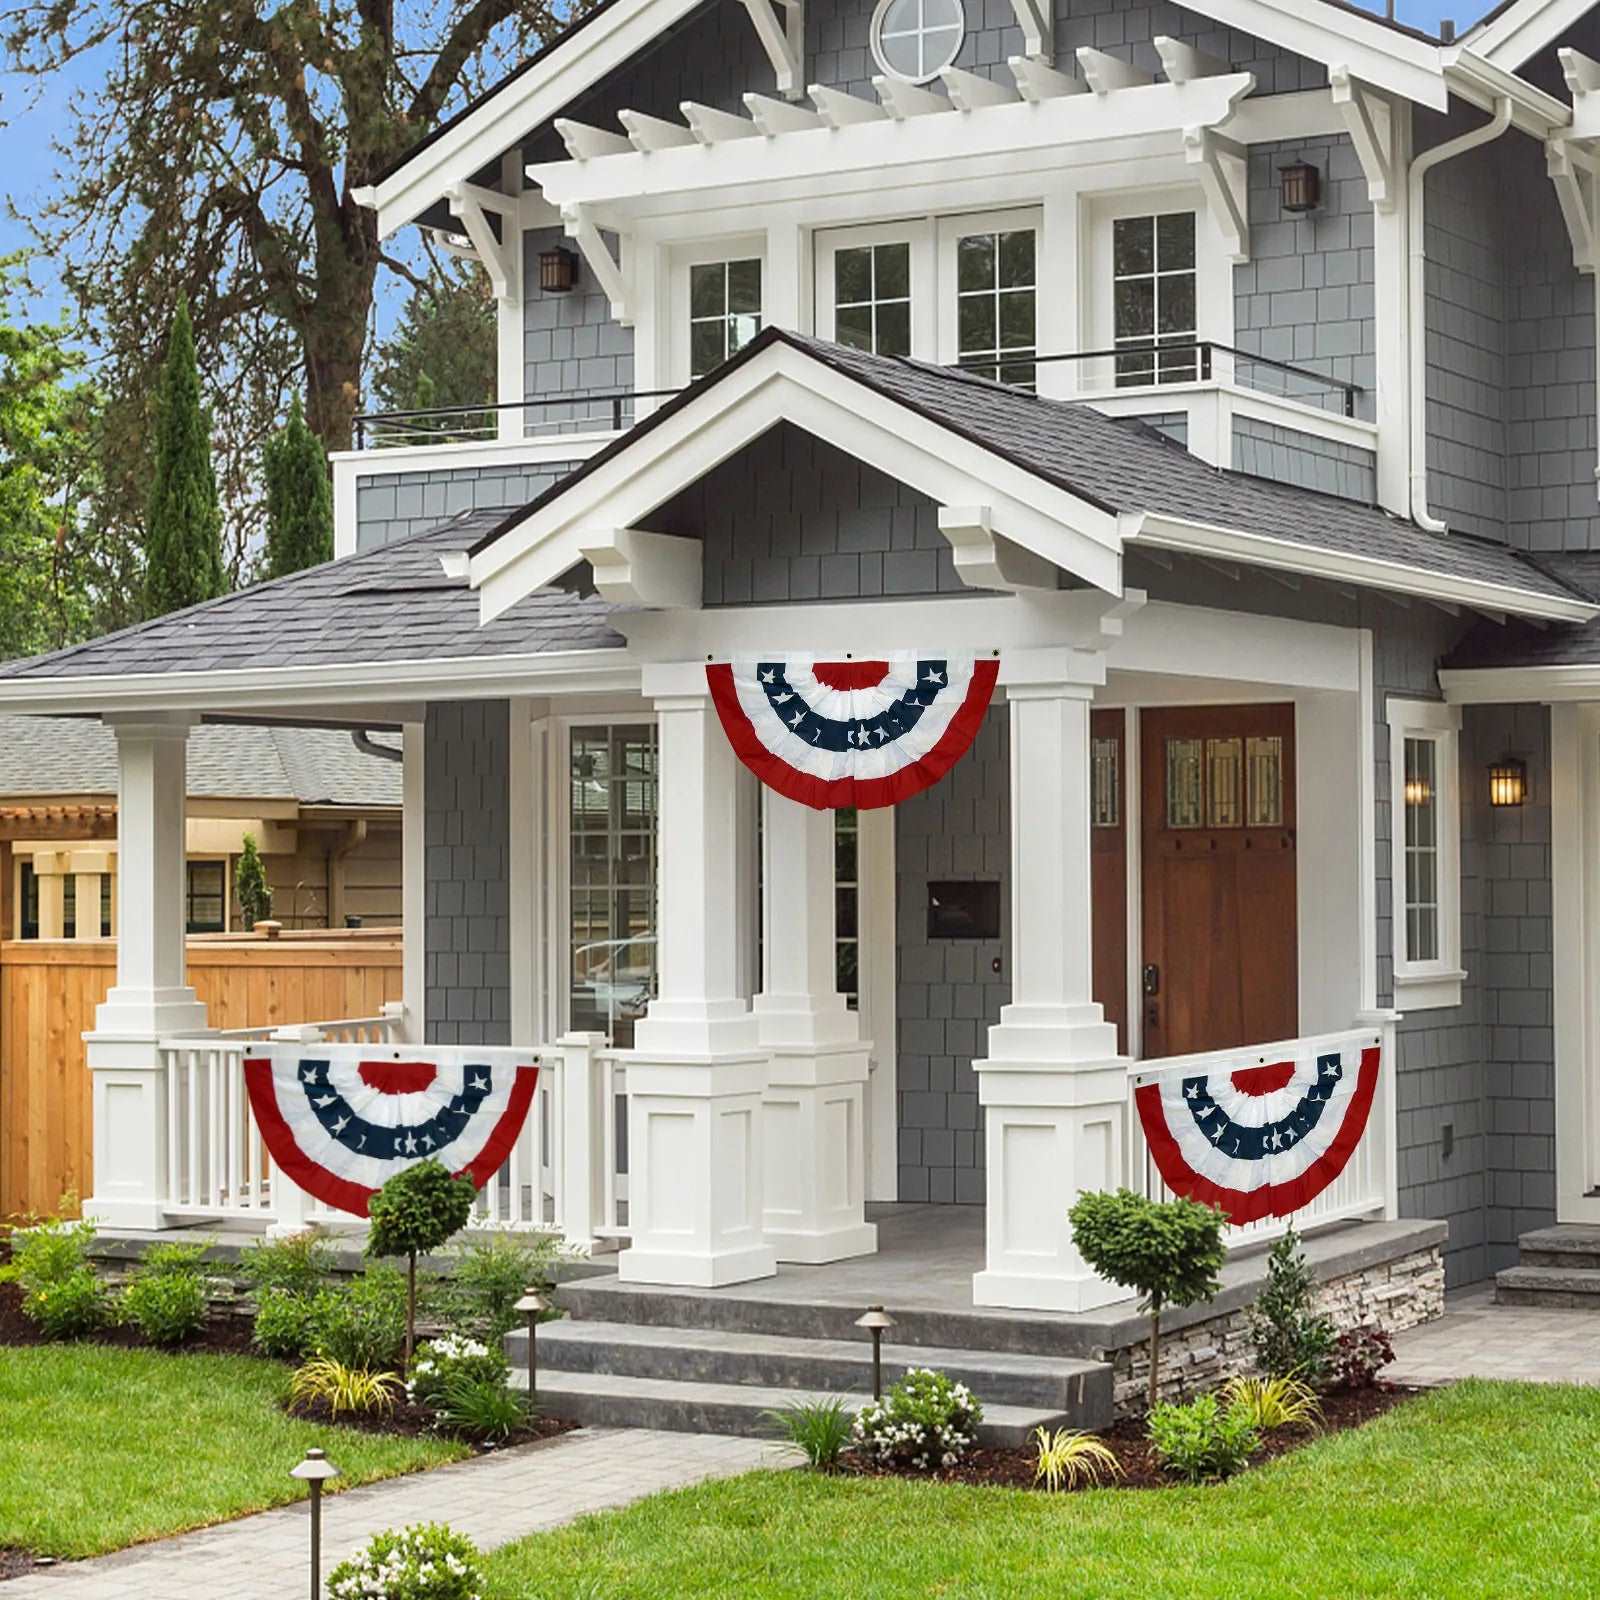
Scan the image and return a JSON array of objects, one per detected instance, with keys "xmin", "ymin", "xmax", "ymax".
[{"xmin": 352, "ymin": 389, "xmax": 679, "ymax": 450}]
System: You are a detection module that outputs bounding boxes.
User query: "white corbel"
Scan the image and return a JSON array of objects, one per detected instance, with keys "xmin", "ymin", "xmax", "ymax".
[
  {"xmin": 809, "ymin": 83, "xmax": 889, "ymax": 126},
  {"xmin": 1076, "ymin": 48, "xmax": 1153, "ymax": 94},
  {"xmin": 873, "ymin": 75, "xmax": 949, "ymax": 119},
  {"xmin": 579, "ymin": 528, "xmax": 703, "ymax": 609},
  {"xmin": 939, "ymin": 67, "xmax": 1016, "ymax": 111},
  {"xmin": 1154, "ymin": 37, "xmax": 1231, "ymax": 84},
  {"xmin": 681, "ymin": 101, "xmax": 761, "ymax": 143},
  {"xmin": 1330, "ymin": 67, "xmax": 1397, "ymax": 213},
  {"xmin": 617, "ymin": 109, "xmax": 697, "ymax": 151},
  {"xmin": 444, "ymin": 183, "xmax": 519, "ymax": 304},
  {"xmin": 738, "ymin": 0, "xmax": 805, "ymax": 100},
  {"xmin": 553, "ymin": 118, "xmax": 632, "ymax": 160},
  {"xmin": 743, "ymin": 92, "xmax": 823, "ymax": 134},
  {"xmin": 1546, "ymin": 139, "xmax": 1596, "ymax": 272},
  {"xmin": 1560, "ymin": 47, "xmax": 1600, "ymax": 141},
  {"xmin": 1008, "ymin": 55, "xmax": 1085, "ymax": 103},
  {"xmin": 1005, "ymin": 0, "xmax": 1051, "ymax": 61},
  {"xmin": 1184, "ymin": 126, "xmax": 1249, "ymax": 263},
  {"xmin": 561, "ymin": 204, "xmax": 631, "ymax": 322},
  {"xmin": 937, "ymin": 507, "xmax": 1058, "ymax": 592}
]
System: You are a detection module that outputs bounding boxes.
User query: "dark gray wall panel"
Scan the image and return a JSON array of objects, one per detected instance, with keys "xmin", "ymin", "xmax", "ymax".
[
  {"xmin": 1231, "ymin": 417, "xmax": 1376, "ymax": 503},
  {"xmin": 356, "ymin": 462, "xmax": 579, "ymax": 552},
  {"xmin": 523, "ymin": 226, "xmax": 636, "ymax": 412}
]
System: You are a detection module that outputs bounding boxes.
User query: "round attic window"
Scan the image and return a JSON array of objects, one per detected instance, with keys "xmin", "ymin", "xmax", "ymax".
[{"xmin": 870, "ymin": 0, "xmax": 966, "ymax": 84}]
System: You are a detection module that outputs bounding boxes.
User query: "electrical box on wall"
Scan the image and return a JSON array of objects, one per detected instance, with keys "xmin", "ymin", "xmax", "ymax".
[{"xmin": 927, "ymin": 880, "xmax": 1001, "ymax": 941}]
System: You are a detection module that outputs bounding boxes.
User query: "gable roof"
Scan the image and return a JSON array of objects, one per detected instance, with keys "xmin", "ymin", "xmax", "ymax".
[
  {"xmin": 468, "ymin": 327, "xmax": 1595, "ymax": 624},
  {"xmin": 0, "ymin": 718, "xmax": 403, "ymax": 808}
]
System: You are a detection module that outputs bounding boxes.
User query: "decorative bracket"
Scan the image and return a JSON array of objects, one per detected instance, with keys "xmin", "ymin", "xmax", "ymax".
[
  {"xmin": 561, "ymin": 203, "xmax": 631, "ymax": 322},
  {"xmin": 937, "ymin": 507, "xmax": 1058, "ymax": 592},
  {"xmin": 1006, "ymin": 0, "xmax": 1051, "ymax": 62},
  {"xmin": 1560, "ymin": 47, "xmax": 1600, "ymax": 142},
  {"xmin": 1183, "ymin": 126, "xmax": 1249, "ymax": 263},
  {"xmin": 579, "ymin": 528, "xmax": 703, "ymax": 608},
  {"xmin": 1546, "ymin": 139, "xmax": 1597, "ymax": 273},
  {"xmin": 1330, "ymin": 67, "xmax": 1397, "ymax": 213},
  {"xmin": 1076, "ymin": 47, "xmax": 1153, "ymax": 94},
  {"xmin": 444, "ymin": 183, "xmax": 519, "ymax": 305},
  {"xmin": 738, "ymin": 0, "xmax": 805, "ymax": 100}
]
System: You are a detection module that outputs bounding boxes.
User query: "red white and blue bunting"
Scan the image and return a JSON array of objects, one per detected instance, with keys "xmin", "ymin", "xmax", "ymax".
[
  {"xmin": 706, "ymin": 653, "xmax": 999, "ymax": 810},
  {"xmin": 1132, "ymin": 1031, "xmax": 1381, "ymax": 1225},
  {"xmin": 243, "ymin": 1046, "xmax": 539, "ymax": 1217}
]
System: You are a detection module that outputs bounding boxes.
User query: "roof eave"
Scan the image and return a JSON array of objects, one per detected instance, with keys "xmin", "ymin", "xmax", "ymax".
[{"xmin": 1440, "ymin": 661, "xmax": 1600, "ymax": 702}]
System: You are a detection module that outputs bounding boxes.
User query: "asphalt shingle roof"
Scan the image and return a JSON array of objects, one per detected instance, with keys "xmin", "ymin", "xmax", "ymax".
[
  {"xmin": 0, "ymin": 717, "xmax": 404, "ymax": 806},
  {"xmin": 1443, "ymin": 554, "xmax": 1600, "ymax": 670},
  {"xmin": 474, "ymin": 329, "xmax": 1588, "ymax": 613},
  {"xmin": 0, "ymin": 512, "xmax": 625, "ymax": 684}
]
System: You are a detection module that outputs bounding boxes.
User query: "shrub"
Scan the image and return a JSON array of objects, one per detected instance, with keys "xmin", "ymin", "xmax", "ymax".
[
  {"xmin": 764, "ymin": 1397, "xmax": 854, "ymax": 1470},
  {"xmin": 328, "ymin": 1523, "xmax": 484, "ymax": 1600},
  {"xmin": 238, "ymin": 1231, "xmax": 332, "ymax": 1299},
  {"xmin": 2, "ymin": 1218, "xmax": 107, "ymax": 1338},
  {"xmin": 366, "ymin": 1161, "xmax": 477, "ymax": 1368},
  {"xmin": 1069, "ymin": 1189, "xmax": 1227, "ymax": 1413},
  {"xmin": 307, "ymin": 1267, "xmax": 408, "ymax": 1370},
  {"xmin": 1148, "ymin": 1393, "xmax": 1260, "ymax": 1483},
  {"xmin": 290, "ymin": 1357, "xmax": 401, "ymax": 1418},
  {"xmin": 851, "ymin": 1368, "xmax": 983, "ymax": 1472},
  {"xmin": 122, "ymin": 1273, "xmax": 208, "ymax": 1345},
  {"xmin": 1249, "ymin": 1226, "xmax": 1336, "ymax": 1386},
  {"xmin": 1332, "ymin": 1324, "xmax": 1396, "ymax": 1391},
  {"xmin": 408, "ymin": 1333, "xmax": 509, "ymax": 1409},
  {"xmin": 433, "ymin": 1372, "xmax": 528, "ymax": 1442},
  {"xmin": 1221, "ymin": 1374, "xmax": 1323, "ymax": 1431},
  {"xmin": 24, "ymin": 1269, "xmax": 107, "ymax": 1339},
  {"xmin": 435, "ymin": 1234, "xmax": 569, "ymax": 1342},
  {"xmin": 1032, "ymin": 1426, "xmax": 1123, "ymax": 1492},
  {"xmin": 138, "ymin": 1242, "xmax": 208, "ymax": 1278},
  {"xmin": 253, "ymin": 1286, "xmax": 317, "ymax": 1360}
]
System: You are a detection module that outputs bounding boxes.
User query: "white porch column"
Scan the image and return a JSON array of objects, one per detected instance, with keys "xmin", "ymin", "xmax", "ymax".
[
  {"xmin": 618, "ymin": 669, "xmax": 775, "ymax": 1287},
  {"xmin": 755, "ymin": 792, "xmax": 876, "ymax": 1262},
  {"xmin": 973, "ymin": 649, "xmax": 1126, "ymax": 1313},
  {"xmin": 84, "ymin": 715, "xmax": 207, "ymax": 1229}
]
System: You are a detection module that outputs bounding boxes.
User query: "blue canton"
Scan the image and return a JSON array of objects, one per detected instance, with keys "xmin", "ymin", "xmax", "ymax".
[
  {"xmin": 297, "ymin": 1059, "xmax": 494, "ymax": 1161},
  {"xmin": 757, "ymin": 660, "xmax": 951, "ymax": 752}
]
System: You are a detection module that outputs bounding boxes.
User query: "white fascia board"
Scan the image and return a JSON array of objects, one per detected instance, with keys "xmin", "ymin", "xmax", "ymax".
[
  {"xmin": 1443, "ymin": 48, "xmax": 1573, "ymax": 136},
  {"xmin": 470, "ymin": 344, "xmax": 1124, "ymax": 621},
  {"xmin": 1181, "ymin": 0, "xmax": 1445, "ymax": 108},
  {"xmin": 1440, "ymin": 663, "xmax": 1600, "ymax": 704},
  {"xmin": 0, "ymin": 650, "xmax": 639, "ymax": 719},
  {"xmin": 1111, "ymin": 599, "xmax": 1361, "ymax": 692},
  {"xmin": 525, "ymin": 75, "xmax": 1256, "ymax": 210},
  {"xmin": 1127, "ymin": 512, "xmax": 1599, "ymax": 622},
  {"xmin": 1464, "ymin": 0, "xmax": 1593, "ymax": 73},
  {"xmin": 366, "ymin": 0, "xmax": 706, "ymax": 236}
]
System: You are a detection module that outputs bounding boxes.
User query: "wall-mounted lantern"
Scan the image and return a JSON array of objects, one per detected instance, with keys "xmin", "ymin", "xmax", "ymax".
[
  {"xmin": 1488, "ymin": 758, "xmax": 1528, "ymax": 808},
  {"xmin": 1279, "ymin": 161, "xmax": 1321, "ymax": 214},
  {"xmin": 538, "ymin": 246, "xmax": 579, "ymax": 293}
]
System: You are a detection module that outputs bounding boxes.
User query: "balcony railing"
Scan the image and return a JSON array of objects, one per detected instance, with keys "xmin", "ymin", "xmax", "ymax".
[{"xmin": 352, "ymin": 390, "xmax": 677, "ymax": 450}]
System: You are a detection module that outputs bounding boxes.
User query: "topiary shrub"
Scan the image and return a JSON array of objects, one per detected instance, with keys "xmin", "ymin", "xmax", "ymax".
[
  {"xmin": 1069, "ymin": 1188, "xmax": 1227, "ymax": 1414},
  {"xmin": 365, "ymin": 1160, "xmax": 476, "ymax": 1370},
  {"xmin": 328, "ymin": 1523, "xmax": 484, "ymax": 1600},
  {"xmin": 851, "ymin": 1368, "xmax": 984, "ymax": 1472},
  {"xmin": 1248, "ymin": 1225, "xmax": 1336, "ymax": 1385}
]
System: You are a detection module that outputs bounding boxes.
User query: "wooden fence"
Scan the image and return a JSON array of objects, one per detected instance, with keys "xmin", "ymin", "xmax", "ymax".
[{"xmin": 0, "ymin": 932, "xmax": 403, "ymax": 1221}]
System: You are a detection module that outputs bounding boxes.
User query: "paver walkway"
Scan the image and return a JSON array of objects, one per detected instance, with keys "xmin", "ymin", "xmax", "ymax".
[
  {"xmin": 7, "ymin": 1428, "xmax": 784, "ymax": 1599},
  {"xmin": 1389, "ymin": 1285, "xmax": 1600, "ymax": 1388}
]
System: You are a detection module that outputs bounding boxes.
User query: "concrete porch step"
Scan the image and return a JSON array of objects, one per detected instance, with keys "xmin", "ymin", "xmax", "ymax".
[
  {"xmin": 512, "ymin": 1366, "xmax": 1090, "ymax": 1447},
  {"xmin": 1513, "ymin": 1225, "xmax": 1600, "ymax": 1273},
  {"xmin": 1494, "ymin": 1264, "xmax": 1600, "ymax": 1308},
  {"xmin": 508, "ymin": 1319, "xmax": 1112, "ymax": 1416}
]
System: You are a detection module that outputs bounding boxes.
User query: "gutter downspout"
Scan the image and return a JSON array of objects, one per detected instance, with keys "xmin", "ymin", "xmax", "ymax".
[{"xmin": 1407, "ymin": 97, "xmax": 1514, "ymax": 533}]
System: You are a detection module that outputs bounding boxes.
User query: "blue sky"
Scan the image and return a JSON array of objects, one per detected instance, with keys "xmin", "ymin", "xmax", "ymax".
[{"xmin": 0, "ymin": 0, "xmax": 1486, "ymax": 341}]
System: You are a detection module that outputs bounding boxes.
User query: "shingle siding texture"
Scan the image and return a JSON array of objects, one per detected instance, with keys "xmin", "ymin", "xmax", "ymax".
[
  {"xmin": 1231, "ymin": 418, "xmax": 1375, "ymax": 504},
  {"xmin": 356, "ymin": 465, "xmax": 581, "ymax": 552},
  {"xmin": 895, "ymin": 708, "xmax": 1009, "ymax": 1203},
  {"xmin": 523, "ymin": 226, "xmax": 635, "ymax": 413},
  {"xmin": 425, "ymin": 701, "xmax": 513, "ymax": 1048}
]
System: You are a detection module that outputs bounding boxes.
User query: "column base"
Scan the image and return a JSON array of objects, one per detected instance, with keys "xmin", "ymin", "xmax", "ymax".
[
  {"xmin": 763, "ymin": 1220, "xmax": 878, "ymax": 1265},
  {"xmin": 82, "ymin": 1197, "xmax": 169, "ymax": 1232},
  {"xmin": 617, "ymin": 1241, "xmax": 778, "ymax": 1287},
  {"xmin": 973, "ymin": 1266, "xmax": 1129, "ymax": 1314}
]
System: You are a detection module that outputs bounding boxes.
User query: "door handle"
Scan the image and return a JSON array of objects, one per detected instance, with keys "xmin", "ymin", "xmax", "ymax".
[{"xmin": 1142, "ymin": 964, "xmax": 1160, "ymax": 996}]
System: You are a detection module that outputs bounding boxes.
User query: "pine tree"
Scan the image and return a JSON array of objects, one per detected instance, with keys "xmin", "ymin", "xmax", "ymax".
[
  {"xmin": 143, "ymin": 298, "xmax": 224, "ymax": 618},
  {"xmin": 263, "ymin": 398, "xmax": 334, "ymax": 579},
  {"xmin": 235, "ymin": 834, "xmax": 272, "ymax": 931}
]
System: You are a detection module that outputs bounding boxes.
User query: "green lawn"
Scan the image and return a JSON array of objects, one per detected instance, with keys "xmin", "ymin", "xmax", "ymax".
[
  {"xmin": 484, "ymin": 1381, "xmax": 1600, "ymax": 1600},
  {"xmin": 0, "ymin": 1344, "xmax": 468, "ymax": 1558}
]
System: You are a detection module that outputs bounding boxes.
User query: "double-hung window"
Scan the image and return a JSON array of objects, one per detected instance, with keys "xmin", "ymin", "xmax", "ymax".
[
  {"xmin": 950, "ymin": 224, "xmax": 1037, "ymax": 387},
  {"xmin": 1388, "ymin": 700, "xmax": 1465, "ymax": 1009},
  {"xmin": 689, "ymin": 259, "xmax": 762, "ymax": 378},
  {"xmin": 1112, "ymin": 211, "xmax": 1197, "ymax": 386}
]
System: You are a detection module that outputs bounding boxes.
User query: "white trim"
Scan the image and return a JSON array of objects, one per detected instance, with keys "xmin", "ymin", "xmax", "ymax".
[
  {"xmin": 1386, "ymin": 696, "xmax": 1464, "ymax": 1011},
  {"xmin": 509, "ymin": 698, "xmax": 540, "ymax": 1046},
  {"xmin": 668, "ymin": 234, "xmax": 767, "ymax": 386},
  {"xmin": 933, "ymin": 206, "xmax": 1042, "ymax": 370},
  {"xmin": 402, "ymin": 722, "xmax": 426, "ymax": 1042},
  {"xmin": 1442, "ymin": 663, "xmax": 1600, "ymax": 704},
  {"xmin": 869, "ymin": 0, "xmax": 967, "ymax": 85},
  {"xmin": 1464, "ymin": 0, "xmax": 1593, "ymax": 74},
  {"xmin": 858, "ymin": 804, "xmax": 898, "ymax": 1200},
  {"xmin": 814, "ymin": 217, "xmax": 936, "ymax": 358}
]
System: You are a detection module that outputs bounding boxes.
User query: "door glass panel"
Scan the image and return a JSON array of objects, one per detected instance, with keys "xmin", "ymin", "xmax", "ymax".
[
  {"xmin": 1165, "ymin": 738, "xmax": 1204, "ymax": 828},
  {"xmin": 1092, "ymin": 736, "xmax": 1120, "ymax": 828},
  {"xmin": 1206, "ymin": 737, "xmax": 1243, "ymax": 828},
  {"xmin": 835, "ymin": 809, "xmax": 860, "ymax": 1007},
  {"xmin": 570, "ymin": 724, "xmax": 659, "ymax": 1045},
  {"xmin": 1246, "ymin": 736, "xmax": 1284, "ymax": 826},
  {"xmin": 1402, "ymin": 736, "xmax": 1440, "ymax": 963}
]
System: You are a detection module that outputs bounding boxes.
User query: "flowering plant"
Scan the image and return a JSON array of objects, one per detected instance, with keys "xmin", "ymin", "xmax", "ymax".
[
  {"xmin": 407, "ymin": 1332, "xmax": 509, "ymax": 1408},
  {"xmin": 327, "ymin": 1523, "xmax": 483, "ymax": 1600},
  {"xmin": 851, "ymin": 1367, "xmax": 983, "ymax": 1471}
]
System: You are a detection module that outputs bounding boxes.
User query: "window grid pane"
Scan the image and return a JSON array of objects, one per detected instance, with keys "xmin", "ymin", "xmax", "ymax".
[
  {"xmin": 1402, "ymin": 736, "xmax": 1440, "ymax": 963},
  {"xmin": 1165, "ymin": 738, "xmax": 1204, "ymax": 829},
  {"xmin": 1113, "ymin": 211, "xmax": 1198, "ymax": 388},
  {"xmin": 1091, "ymin": 737, "xmax": 1120, "ymax": 828},
  {"xmin": 956, "ymin": 229, "xmax": 1037, "ymax": 388},
  {"xmin": 690, "ymin": 259, "xmax": 762, "ymax": 379},
  {"xmin": 1206, "ymin": 737, "xmax": 1243, "ymax": 828},
  {"xmin": 835, "ymin": 809, "xmax": 860, "ymax": 1008},
  {"xmin": 835, "ymin": 242, "xmax": 912, "ymax": 357},
  {"xmin": 1246, "ymin": 736, "xmax": 1284, "ymax": 827}
]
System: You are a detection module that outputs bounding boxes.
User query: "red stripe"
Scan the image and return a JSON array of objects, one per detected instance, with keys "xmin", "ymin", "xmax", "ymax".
[
  {"xmin": 812, "ymin": 660, "xmax": 890, "ymax": 690},
  {"xmin": 1230, "ymin": 1060, "xmax": 1295, "ymax": 1096},
  {"xmin": 707, "ymin": 658, "xmax": 999, "ymax": 811},
  {"xmin": 244, "ymin": 1056, "xmax": 539, "ymax": 1219},
  {"xmin": 1134, "ymin": 1047, "xmax": 1381, "ymax": 1226}
]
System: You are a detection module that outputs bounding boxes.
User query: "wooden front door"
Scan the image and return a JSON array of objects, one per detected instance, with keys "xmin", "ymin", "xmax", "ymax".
[{"xmin": 1140, "ymin": 704, "xmax": 1297, "ymax": 1059}]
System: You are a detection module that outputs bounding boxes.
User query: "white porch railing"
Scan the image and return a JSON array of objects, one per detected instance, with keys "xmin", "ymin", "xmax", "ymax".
[{"xmin": 1126, "ymin": 1013, "xmax": 1399, "ymax": 1251}]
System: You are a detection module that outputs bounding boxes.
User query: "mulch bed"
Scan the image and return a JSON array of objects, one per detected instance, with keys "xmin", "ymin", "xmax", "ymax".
[
  {"xmin": 285, "ymin": 1394, "xmax": 576, "ymax": 1451},
  {"xmin": 837, "ymin": 1384, "xmax": 1416, "ymax": 1491}
]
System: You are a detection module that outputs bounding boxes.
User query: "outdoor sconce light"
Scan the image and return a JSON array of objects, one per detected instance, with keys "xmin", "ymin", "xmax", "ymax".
[
  {"xmin": 1489, "ymin": 758, "xmax": 1528, "ymax": 808},
  {"xmin": 1403, "ymin": 775, "xmax": 1432, "ymax": 809},
  {"xmin": 538, "ymin": 246, "xmax": 579, "ymax": 293},
  {"xmin": 1279, "ymin": 161, "xmax": 1321, "ymax": 214},
  {"xmin": 855, "ymin": 1305, "xmax": 897, "ymax": 1400},
  {"xmin": 514, "ymin": 1286, "xmax": 552, "ymax": 1401},
  {"xmin": 290, "ymin": 1447, "xmax": 341, "ymax": 1600}
]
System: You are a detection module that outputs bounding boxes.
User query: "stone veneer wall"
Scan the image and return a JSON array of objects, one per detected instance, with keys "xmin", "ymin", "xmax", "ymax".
[{"xmin": 1108, "ymin": 1242, "xmax": 1446, "ymax": 1415}]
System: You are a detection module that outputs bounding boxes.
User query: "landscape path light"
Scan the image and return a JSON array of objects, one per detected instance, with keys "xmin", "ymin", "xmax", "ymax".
[
  {"xmin": 515, "ymin": 1285, "xmax": 553, "ymax": 1402},
  {"xmin": 855, "ymin": 1306, "xmax": 897, "ymax": 1400},
  {"xmin": 289, "ymin": 1446, "xmax": 340, "ymax": 1600}
]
